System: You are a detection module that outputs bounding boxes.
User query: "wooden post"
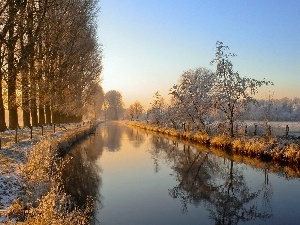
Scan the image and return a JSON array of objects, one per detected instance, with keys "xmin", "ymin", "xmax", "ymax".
[
  {"xmin": 15, "ymin": 128, "xmax": 18, "ymax": 143},
  {"xmin": 254, "ymin": 124, "xmax": 257, "ymax": 136},
  {"xmin": 53, "ymin": 124, "xmax": 56, "ymax": 133},
  {"xmin": 30, "ymin": 126, "xmax": 33, "ymax": 139},
  {"xmin": 245, "ymin": 125, "xmax": 247, "ymax": 135},
  {"xmin": 41, "ymin": 125, "xmax": 43, "ymax": 136},
  {"xmin": 0, "ymin": 138, "xmax": 2, "ymax": 149},
  {"xmin": 286, "ymin": 125, "xmax": 289, "ymax": 137},
  {"xmin": 267, "ymin": 125, "xmax": 271, "ymax": 136}
]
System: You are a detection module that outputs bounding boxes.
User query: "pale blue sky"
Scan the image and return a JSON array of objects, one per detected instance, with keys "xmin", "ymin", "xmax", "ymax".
[{"xmin": 97, "ymin": 0, "xmax": 300, "ymax": 108}]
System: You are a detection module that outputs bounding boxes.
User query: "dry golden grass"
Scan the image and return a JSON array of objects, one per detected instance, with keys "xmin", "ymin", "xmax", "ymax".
[
  {"xmin": 125, "ymin": 120, "xmax": 300, "ymax": 168},
  {"xmin": 193, "ymin": 132, "xmax": 210, "ymax": 144},
  {"xmin": 210, "ymin": 134, "xmax": 231, "ymax": 149}
]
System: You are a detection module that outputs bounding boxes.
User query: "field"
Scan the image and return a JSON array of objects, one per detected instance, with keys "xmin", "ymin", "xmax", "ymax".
[{"xmin": 243, "ymin": 121, "xmax": 300, "ymax": 138}]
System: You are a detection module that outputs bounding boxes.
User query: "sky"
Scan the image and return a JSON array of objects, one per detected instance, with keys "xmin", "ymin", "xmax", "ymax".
[{"xmin": 96, "ymin": 0, "xmax": 300, "ymax": 108}]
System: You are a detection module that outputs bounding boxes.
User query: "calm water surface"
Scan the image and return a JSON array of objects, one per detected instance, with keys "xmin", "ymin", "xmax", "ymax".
[{"xmin": 84, "ymin": 122, "xmax": 300, "ymax": 225}]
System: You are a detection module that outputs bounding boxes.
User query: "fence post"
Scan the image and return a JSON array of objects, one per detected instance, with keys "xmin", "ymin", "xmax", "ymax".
[
  {"xmin": 15, "ymin": 128, "xmax": 18, "ymax": 143},
  {"xmin": 254, "ymin": 124, "xmax": 257, "ymax": 136},
  {"xmin": 245, "ymin": 125, "xmax": 247, "ymax": 135},
  {"xmin": 30, "ymin": 126, "xmax": 33, "ymax": 139},
  {"xmin": 0, "ymin": 138, "xmax": 1, "ymax": 149},
  {"xmin": 266, "ymin": 125, "xmax": 271, "ymax": 136},
  {"xmin": 41, "ymin": 125, "xmax": 44, "ymax": 136},
  {"xmin": 286, "ymin": 125, "xmax": 289, "ymax": 137},
  {"xmin": 53, "ymin": 124, "xmax": 56, "ymax": 133}
]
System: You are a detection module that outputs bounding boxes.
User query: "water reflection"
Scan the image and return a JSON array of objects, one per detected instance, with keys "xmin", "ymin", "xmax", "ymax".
[
  {"xmin": 74, "ymin": 122, "xmax": 299, "ymax": 225},
  {"xmin": 101, "ymin": 123, "xmax": 123, "ymax": 152},
  {"xmin": 124, "ymin": 127, "xmax": 145, "ymax": 148},
  {"xmin": 61, "ymin": 134, "xmax": 104, "ymax": 219},
  {"xmin": 148, "ymin": 136, "xmax": 273, "ymax": 224}
]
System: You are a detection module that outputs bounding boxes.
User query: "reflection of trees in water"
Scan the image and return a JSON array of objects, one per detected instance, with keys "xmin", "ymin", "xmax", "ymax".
[
  {"xmin": 206, "ymin": 159, "xmax": 272, "ymax": 225},
  {"xmin": 124, "ymin": 127, "xmax": 146, "ymax": 148},
  {"xmin": 62, "ymin": 144, "xmax": 102, "ymax": 211},
  {"xmin": 148, "ymin": 136, "xmax": 273, "ymax": 224},
  {"xmin": 101, "ymin": 124, "xmax": 123, "ymax": 152},
  {"xmin": 261, "ymin": 169, "xmax": 273, "ymax": 218},
  {"xmin": 61, "ymin": 127, "xmax": 107, "ymax": 219},
  {"xmin": 149, "ymin": 136, "xmax": 179, "ymax": 173},
  {"xmin": 80, "ymin": 132, "xmax": 105, "ymax": 161}
]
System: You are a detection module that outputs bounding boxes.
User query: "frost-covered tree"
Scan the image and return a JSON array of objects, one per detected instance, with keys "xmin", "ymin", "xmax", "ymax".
[
  {"xmin": 127, "ymin": 101, "xmax": 144, "ymax": 120},
  {"xmin": 170, "ymin": 67, "xmax": 216, "ymax": 133},
  {"xmin": 0, "ymin": 0, "xmax": 103, "ymax": 128},
  {"xmin": 84, "ymin": 83, "xmax": 104, "ymax": 120},
  {"xmin": 210, "ymin": 41, "xmax": 273, "ymax": 137},
  {"xmin": 243, "ymin": 97, "xmax": 300, "ymax": 122},
  {"xmin": 148, "ymin": 92, "xmax": 167, "ymax": 126}
]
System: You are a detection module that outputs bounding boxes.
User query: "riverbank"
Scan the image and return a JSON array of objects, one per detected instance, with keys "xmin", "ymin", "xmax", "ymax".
[
  {"xmin": 125, "ymin": 121, "xmax": 300, "ymax": 168},
  {"xmin": 0, "ymin": 121, "xmax": 100, "ymax": 224}
]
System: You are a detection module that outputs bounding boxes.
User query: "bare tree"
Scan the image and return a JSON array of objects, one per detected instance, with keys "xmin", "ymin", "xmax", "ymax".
[{"xmin": 0, "ymin": 0, "xmax": 103, "ymax": 128}]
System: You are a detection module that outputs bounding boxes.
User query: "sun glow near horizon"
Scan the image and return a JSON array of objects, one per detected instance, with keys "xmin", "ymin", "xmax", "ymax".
[{"xmin": 98, "ymin": 0, "xmax": 300, "ymax": 109}]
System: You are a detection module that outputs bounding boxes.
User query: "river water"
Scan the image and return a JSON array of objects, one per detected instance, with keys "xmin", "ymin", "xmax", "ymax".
[{"xmin": 75, "ymin": 122, "xmax": 300, "ymax": 225}]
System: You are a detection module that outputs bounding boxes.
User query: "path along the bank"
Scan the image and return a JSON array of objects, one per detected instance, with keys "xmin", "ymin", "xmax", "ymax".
[{"xmin": 0, "ymin": 122, "xmax": 97, "ymax": 223}]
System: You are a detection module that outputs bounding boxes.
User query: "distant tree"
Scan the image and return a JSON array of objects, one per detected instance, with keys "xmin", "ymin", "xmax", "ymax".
[
  {"xmin": 148, "ymin": 91, "xmax": 166, "ymax": 126},
  {"xmin": 105, "ymin": 90, "xmax": 124, "ymax": 120},
  {"xmin": 242, "ymin": 97, "xmax": 300, "ymax": 122},
  {"xmin": 126, "ymin": 101, "xmax": 144, "ymax": 120},
  {"xmin": 85, "ymin": 83, "xmax": 104, "ymax": 120},
  {"xmin": 132, "ymin": 101, "xmax": 144, "ymax": 120},
  {"xmin": 210, "ymin": 41, "xmax": 273, "ymax": 137},
  {"xmin": 125, "ymin": 105, "xmax": 135, "ymax": 120}
]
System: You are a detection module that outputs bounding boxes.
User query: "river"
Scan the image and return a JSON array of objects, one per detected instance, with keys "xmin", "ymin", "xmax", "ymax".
[{"xmin": 70, "ymin": 121, "xmax": 300, "ymax": 225}]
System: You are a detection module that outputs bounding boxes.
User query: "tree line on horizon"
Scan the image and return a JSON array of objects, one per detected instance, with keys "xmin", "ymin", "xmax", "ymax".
[{"xmin": 0, "ymin": 0, "xmax": 103, "ymax": 131}]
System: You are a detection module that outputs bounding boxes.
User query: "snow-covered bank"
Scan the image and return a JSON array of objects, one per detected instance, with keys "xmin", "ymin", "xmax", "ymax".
[
  {"xmin": 125, "ymin": 121, "xmax": 300, "ymax": 170},
  {"xmin": 0, "ymin": 121, "xmax": 100, "ymax": 224}
]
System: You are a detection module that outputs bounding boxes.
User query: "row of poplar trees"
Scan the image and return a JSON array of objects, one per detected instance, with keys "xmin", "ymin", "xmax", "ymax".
[{"xmin": 0, "ymin": 0, "xmax": 102, "ymax": 131}]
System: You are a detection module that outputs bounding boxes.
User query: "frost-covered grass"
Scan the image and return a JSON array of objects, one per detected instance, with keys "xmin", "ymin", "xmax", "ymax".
[
  {"xmin": 125, "ymin": 120, "xmax": 300, "ymax": 168},
  {"xmin": 0, "ymin": 122, "xmax": 99, "ymax": 224},
  {"xmin": 238, "ymin": 121, "xmax": 300, "ymax": 137}
]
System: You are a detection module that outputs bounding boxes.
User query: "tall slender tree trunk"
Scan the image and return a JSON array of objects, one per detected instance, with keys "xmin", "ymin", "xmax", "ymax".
[
  {"xmin": 0, "ymin": 72, "xmax": 7, "ymax": 131},
  {"xmin": 27, "ymin": 4, "xmax": 38, "ymax": 127},
  {"xmin": 38, "ymin": 104, "xmax": 45, "ymax": 125},
  {"xmin": 0, "ymin": 42, "xmax": 7, "ymax": 131},
  {"xmin": 19, "ymin": 21, "xmax": 31, "ymax": 128},
  {"xmin": 22, "ymin": 74, "xmax": 31, "ymax": 127},
  {"xmin": 45, "ymin": 104, "xmax": 51, "ymax": 124},
  {"xmin": 37, "ymin": 39, "xmax": 45, "ymax": 125},
  {"xmin": 7, "ymin": 2, "xmax": 18, "ymax": 129}
]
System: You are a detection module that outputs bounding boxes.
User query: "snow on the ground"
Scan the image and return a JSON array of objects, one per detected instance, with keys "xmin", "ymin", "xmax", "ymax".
[
  {"xmin": 0, "ymin": 143, "xmax": 32, "ymax": 223},
  {"xmin": 0, "ymin": 123, "xmax": 82, "ymax": 223}
]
